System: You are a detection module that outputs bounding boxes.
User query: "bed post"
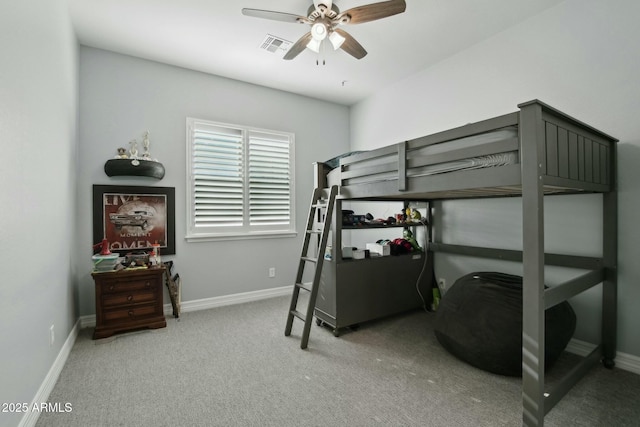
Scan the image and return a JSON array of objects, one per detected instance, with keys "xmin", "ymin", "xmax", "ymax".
[
  {"xmin": 313, "ymin": 162, "xmax": 330, "ymax": 189},
  {"xmin": 602, "ymin": 142, "xmax": 618, "ymax": 367},
  {"xmin": 518, "ymin": 101, "xmax": 546, "ymax": 426}
]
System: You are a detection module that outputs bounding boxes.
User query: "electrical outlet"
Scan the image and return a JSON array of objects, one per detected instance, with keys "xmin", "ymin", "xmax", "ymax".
[
  {"xmin": 269, "ymin": 267, "xmax": 276, "ymax": 278},
  {"xmin": 438, "ymin": 278, "xmax": 446, "ymax": 290},
  {"xmin": 49, "ymin": 324, "xmax": 55, "ymax": 346}
]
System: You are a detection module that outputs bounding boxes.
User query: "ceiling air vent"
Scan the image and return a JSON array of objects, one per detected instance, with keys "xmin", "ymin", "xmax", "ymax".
[{"xmin": 260, "ymin": 34, "xmax": 292, "ymax": 56}]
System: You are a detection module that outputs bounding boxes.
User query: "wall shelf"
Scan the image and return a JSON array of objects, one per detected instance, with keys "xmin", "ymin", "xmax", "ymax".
[{"xmin": 104, "ymin": 159, "xmax": 165, "ymax": 179}]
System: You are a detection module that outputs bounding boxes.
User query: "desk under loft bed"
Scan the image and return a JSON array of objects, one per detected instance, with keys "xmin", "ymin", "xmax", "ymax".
[{"xmin": 311, "ymin": 100, "xmax": 618, "ymax": 426}]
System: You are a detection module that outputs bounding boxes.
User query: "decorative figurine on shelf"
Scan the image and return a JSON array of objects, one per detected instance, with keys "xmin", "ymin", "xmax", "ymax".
[
  {"xmin": 403, "ymin": 228, "xmax": 422, "ymax": 251},
  {"xmin": 104, "ymin": 130, "xmax": 165, "ymax": 179},
  {"xmin": 403, "ymin": 207, "xmax": 422, "ymax": 223},
  {"xmin": 410, "ymin": 208, "xmax": 422, "ymax": 222},
  {"xmin": 129, "ymin": 139, "xmax": 140, "ymax": 166},
  {"xmin": 150, "ymin": 243, "xmax": 161, "ymax": 266},
  {"xmin": 142, "ymin": 130, "xmax": 151, "ymax": 160},
  {"xmin": 115, "ymin": 147, "xmax": 128, "ymax": 159}
]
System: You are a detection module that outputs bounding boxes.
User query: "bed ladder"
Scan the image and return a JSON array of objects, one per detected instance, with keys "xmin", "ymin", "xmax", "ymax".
[{"xmin": 285, "ymin": 185, "xmax": 338, "ymax": 349}]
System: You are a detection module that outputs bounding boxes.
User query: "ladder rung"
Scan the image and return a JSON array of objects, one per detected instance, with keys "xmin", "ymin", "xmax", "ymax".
[
  {"xmin": 295, "ymin": 282, "xmax": 313, "ymax": 292},
  {"xmin": 301, "ymin": 256, "xmax": 318, "ymax": 263},
  {"xmin": 290, "ymin": 310, "xmax": 306, "ymax": 321},
  {"xmin": 306, "ymin": 229, "xmax": 322, "ymax": 234}
]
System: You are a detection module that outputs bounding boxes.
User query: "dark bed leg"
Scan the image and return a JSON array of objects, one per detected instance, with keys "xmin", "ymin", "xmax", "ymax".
[
  {"xmin": 520, "ymin": 102, "xmax": 546, "ymax": 426},
  {"xmin": 602, "ymin": 151, "xmax": 618, "ymax": 368}
]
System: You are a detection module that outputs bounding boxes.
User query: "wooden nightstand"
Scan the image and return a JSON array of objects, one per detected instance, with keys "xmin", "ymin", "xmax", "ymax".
[{"xmin": 92, "ymin": 267, "xmax": 167, "ymax": 339}]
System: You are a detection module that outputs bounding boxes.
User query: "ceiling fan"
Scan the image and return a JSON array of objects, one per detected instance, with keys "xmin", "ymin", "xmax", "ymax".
[{"xmin": 242, "ymin": 0, "xmax": 407, "ymax": 60}]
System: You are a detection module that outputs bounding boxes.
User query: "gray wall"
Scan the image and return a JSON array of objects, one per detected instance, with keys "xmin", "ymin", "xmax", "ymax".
[
  {"xmin": 76, "ymin": 47, "xmax": 350, "ymax": 316},
  {"xmin": 0, "ymin": 1, "xmax": 78, "ymax": 426},
  {"xmin": 350, "ymin": 0, "xmax": 640, "ymax": 357}
]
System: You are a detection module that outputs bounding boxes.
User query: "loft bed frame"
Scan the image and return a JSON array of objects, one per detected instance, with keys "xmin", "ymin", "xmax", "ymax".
[{"xmin": 312, "ymin": 100, "xmax": 618, "ymax": 426}]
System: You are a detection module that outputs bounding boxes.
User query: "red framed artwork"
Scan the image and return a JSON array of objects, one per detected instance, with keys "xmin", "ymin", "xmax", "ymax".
[{"xmin": 93, "ymin": 185, "xmax": 175, "ymax": 255}]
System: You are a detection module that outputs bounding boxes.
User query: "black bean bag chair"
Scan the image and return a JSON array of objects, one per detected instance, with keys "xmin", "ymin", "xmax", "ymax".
[{"xmin": 433, "ymin": 272, "xmax": 576, "ymax": 376}]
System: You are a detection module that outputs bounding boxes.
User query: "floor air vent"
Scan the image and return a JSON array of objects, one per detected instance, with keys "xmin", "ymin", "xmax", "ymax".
[{"xmin": 260, "ymin": 34, "xmax": 292, "ymax": 56}]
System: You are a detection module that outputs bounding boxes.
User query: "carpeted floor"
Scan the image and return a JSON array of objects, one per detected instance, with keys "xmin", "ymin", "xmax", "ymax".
[{"xmin": 36, "ymin": 295, "xmax": 640, "ymax": 426}]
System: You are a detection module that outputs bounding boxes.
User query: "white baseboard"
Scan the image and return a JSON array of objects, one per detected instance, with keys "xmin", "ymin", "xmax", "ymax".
[
  {"xmin": 566, "ymin": 338, "xmax": 640, "ymax": 375},
  {"xmin": 19, "ymin": 319, "xmax": 80, "ymax": 427},
  {"xmin": 80, "ymin": 285, "xmax": 292, "ymax": 328}
]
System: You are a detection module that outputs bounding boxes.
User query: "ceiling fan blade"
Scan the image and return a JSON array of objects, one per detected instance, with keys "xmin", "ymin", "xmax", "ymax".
[
  {"xmin": 283, "ymin": 32, "xmax": 314, "ymax": 60},
  {"xmin": 335, "ymin": 0, "xmax": 406, "ymax": 25},
  {"xmin": 241, "ymin": 8, "xmax": 309, "ymax": 24},
  {"xmin": 334, "ymin": 29, "xmax": 367, "ymax": 59}
]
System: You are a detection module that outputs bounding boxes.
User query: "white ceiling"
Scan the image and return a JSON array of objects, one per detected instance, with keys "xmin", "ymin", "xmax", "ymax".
[{"xmin": 68, "ymin": 0, "xmax": 565, "ymax": 106}]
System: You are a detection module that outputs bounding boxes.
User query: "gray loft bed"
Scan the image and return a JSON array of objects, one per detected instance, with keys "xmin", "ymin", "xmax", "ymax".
[{"xmin": 312, "ymin": 100, "xmax": 618, "ymax": 427}]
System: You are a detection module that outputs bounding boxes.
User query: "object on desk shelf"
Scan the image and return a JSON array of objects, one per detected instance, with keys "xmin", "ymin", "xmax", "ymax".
[
  {"xmin": 342, "ymin": 246, "xmax": 357, "ymax": 259},
  {"xmin": 403, "ymin": 229, "xmax": 422, "ymax": 251},
  {"xmin": 366, "ymin": 242, "xmax": 390, "ymax": 256},
  {"xmin": 342, "ymin": 210, "xmax": 367, "ymax": 226},
  {"xmin": 164, "ymin": 261, "xmax": 181, "ymax": 318}
]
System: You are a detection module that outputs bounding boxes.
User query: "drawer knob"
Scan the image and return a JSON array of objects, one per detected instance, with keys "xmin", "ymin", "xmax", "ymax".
[
  {"xmin": 128, "ymin": 310, "xmax": 134, "ymax": 317},
  {"xmin": 109, "ymin": 285, "xmax": 115, "ymax": 291},
  {"xmin": 145, "ymin": 281, "xmax": 151, "ymax": 288},
  {"xmin": 127, "ymin": 295, "xmax": 133, "ymax": 301}
]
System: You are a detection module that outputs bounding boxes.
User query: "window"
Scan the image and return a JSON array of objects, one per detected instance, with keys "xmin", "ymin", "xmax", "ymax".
[{"xmin": 186, "ymin": 118, "xmax": 296, "ymax": 241}]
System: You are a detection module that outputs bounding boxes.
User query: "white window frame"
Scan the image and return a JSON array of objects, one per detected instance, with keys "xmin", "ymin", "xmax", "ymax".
[{"xmin": 186, "ymin": 118, "xmax": 296, "ymax": 241}]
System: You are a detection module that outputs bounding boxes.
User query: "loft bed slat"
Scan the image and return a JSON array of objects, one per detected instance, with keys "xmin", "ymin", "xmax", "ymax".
[
  {"xmin": 407, "ymin": 137, "xmax": 519, "ymax": 168},
  {"xmin": 406, "ymin": 111, "xmax": 519, "ymax": 149},
  {"xmin": 545, "ymin": 269, "xmax": 605, "ymax": 310},
  {"xmin": 341, "ymin": 164, "xmax": 523, "ymax": 199},
  {"xmin": 341, "ymin": 138, "xmax": 519, "ymax": 183},
  {"xmin": 429, "ymin": 243, "xmax": 603, "ymax": 270},
  {"xmin": 341, "ymin": 161, "xmax": 396, "ymax": 180},
  {"xmin": 339, "ymin": 143, "xmax": 398, "ymax": 166}
]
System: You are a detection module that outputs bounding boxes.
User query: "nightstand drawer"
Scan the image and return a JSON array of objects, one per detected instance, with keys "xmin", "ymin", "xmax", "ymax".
[
  {"xmin": 102, "ymin": 291, "xmax": 157, "ymax": 308},
  {"xmin": 103, "ymin": 304, "xmax": 159, "ymax": 323},
  {"xmin": 100, "ymin": 278, "xmax": 156, "ymax": 294}
]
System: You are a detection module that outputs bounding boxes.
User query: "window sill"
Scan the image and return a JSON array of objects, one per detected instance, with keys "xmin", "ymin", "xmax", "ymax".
[{"xmin": 185, "ymin": 230, "xmax": 298, "ymax": 243}]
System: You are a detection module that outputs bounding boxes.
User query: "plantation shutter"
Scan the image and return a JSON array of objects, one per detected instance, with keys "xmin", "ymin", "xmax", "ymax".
[
  {"xmin": 248, "ymin": 131, "xmax": 291, "ymax": 226},
  {"xmin": 191, "ymin": 123, "xmax": 244, "ymax": 228},
  {"xmin": 187, "ymin": 117, "xmax": 295, "ymax": 240}
]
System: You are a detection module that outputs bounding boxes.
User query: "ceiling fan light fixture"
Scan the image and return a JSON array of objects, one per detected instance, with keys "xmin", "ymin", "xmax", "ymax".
[
  {"xmin": 243, "ymin": 0, "xmax": 406, "ymax": 61},
  {"xmin": 306, "ymin": 37, "xmax": 322, "ymax": 53},
  {"xmin": 310, "ymin": 22, "xmax": 328, "ymax": 40},
  {"xmin": 328, "ymin": 31, "xmax": 345, "ymax": 50}
]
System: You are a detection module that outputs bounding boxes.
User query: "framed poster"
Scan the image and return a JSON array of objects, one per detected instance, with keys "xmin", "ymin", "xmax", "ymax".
[{"xmin": 93, "ymin": 185, "xmax": 175, "ymax": 255}]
